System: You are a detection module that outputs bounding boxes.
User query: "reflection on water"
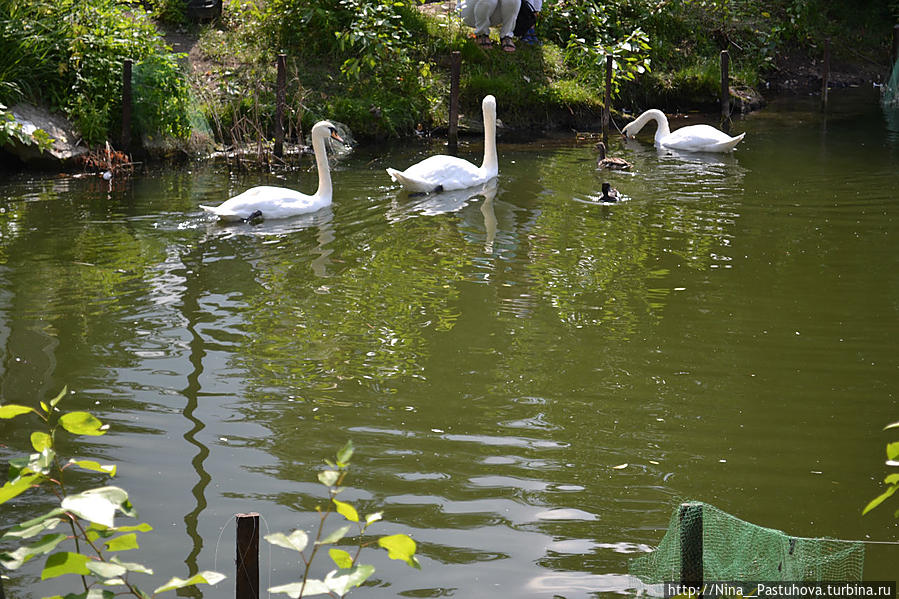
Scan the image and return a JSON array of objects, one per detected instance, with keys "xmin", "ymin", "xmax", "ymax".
[{"xmin": 1, "ymin": 88, "xmax": 898, "ymax": 598}]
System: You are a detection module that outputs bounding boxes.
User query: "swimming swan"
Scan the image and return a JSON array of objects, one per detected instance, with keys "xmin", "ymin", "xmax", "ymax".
[
  {"xmin": 386, "ymin": 95, "xmax": 499, "ymax": 193},
  {"xmin": 622, "ymin": 109, "xmax": 744, "ymax": 152},
  {"xmin": 200, "ymin": 121, "xmax": 343, "ymax": 221}
]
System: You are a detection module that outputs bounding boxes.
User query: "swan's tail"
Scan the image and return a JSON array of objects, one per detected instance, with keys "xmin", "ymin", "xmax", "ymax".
[
  {"xmin": 199, "ymin": 204, "xmax": 244, "ymax": 222},
  {"xmin": 386, "ymin": 168, "xmax": 438, "ymax": 194},
  {"xmin": 711, "ymin": 132, "xmax": 746, "ymax": 152}
]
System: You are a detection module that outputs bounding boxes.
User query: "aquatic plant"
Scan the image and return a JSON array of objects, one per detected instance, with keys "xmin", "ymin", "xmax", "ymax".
[
  {"xmin": 863, "ymin": 420, "xmax": 899, "ymax": 517},
  {"xmin": 0, "ymin": 388, "xmax": 225, "ymax": 596},
  {"xmin": 266, "ymin": 440, "xmax": 421, "ymax": 598}
]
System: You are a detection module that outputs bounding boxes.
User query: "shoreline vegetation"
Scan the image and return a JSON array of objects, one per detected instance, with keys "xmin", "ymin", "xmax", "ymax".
[{"xmin": 1, "ymin": 0, "xmax": 896, "ymax": 170}]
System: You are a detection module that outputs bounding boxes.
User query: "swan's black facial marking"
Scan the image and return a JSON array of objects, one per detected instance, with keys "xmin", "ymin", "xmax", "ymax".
[{"xmin": 245, "ymin": 210, "xmax": 264, "ymax": 223}]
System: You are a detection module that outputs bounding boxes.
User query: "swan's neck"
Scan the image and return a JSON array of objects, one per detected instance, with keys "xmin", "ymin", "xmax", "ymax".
[
  {"xmin": 312, "ymin": 131, "xmax": 332, "ymax": 200},
  {"xmin": 481, "ymin": 106, "xmax": 498, "ymax": 177},
  {"xmin": 633, "ymin": 109, "xmax": 671, "ymax": 143}
]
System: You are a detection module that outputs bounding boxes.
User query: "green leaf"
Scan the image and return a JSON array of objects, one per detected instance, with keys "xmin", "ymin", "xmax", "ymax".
[
  {"xmin": 41, "ymin": 552, "xmax": 90, "ymax": 579},
  {"xmin": 265, "ymin": 530, "xmax": 309, "ymax": 552},
  {"xmin": 317, "ymin": 525, "xmax": 351, "ymax": 545},
  {"xmin": 887, "ymin": 441, "xmax": 899, "ymax": 461},
  {"xmin": 884, "ymin": 421, "xmax": 899, "ymax": 430},
  {"xmin": 365, "ymin": 511, "xmax": 383, "ymax": 526},
  {"xmin": 0, "ymin": 508, "xmax": 64, "ymax": 540},
  {"xmin": 329, "ymin": 548, "xmax": 354, "ymax": 569},
  {"xmin": 153, "ymin": 570, "xmax": 225, "ymax": 593},
  {"xmin": 333, "ymin": 499, "xmax": 359, "ymax": 523},
  {"xmin": 336, "ymin": 441, "xmax": 354, "ymax": 466},
  {"xmin": 105, "ymin": 533, "xmax": 139, "ymax": 551},
  {"xmin": 30, "ymin": 431, "xmax": 52, "ymax": 452},
  {"xmin": 885, "ymin": 473, "xmax": 899, "ymax": 485},
  {"xmin": 0, "ymin": 404, "xmax": 36, "ymax": 419},
  {"xmin": 0, "ymin": 514, "xmax": 62, "ymax": 541},
  {"xmin": 269, "ymin": 579, "xmax": 331, "ymax": 597},
  {"xmin": 49, "ymin": 386, "xmax": 66, "ymax": 408},
  {"xmin": 68, "ymin": 459, "xmax": 117, "ymax": 477},
  {"xmin": 110, "ymin": 555, "xmax": 154, "ymax": 574},
  {"xmin": 40, "ymin": 401, "xmax": 49, "ymax": 413},
  {"xmin": 0, "ymin": 533, "xmax": 67, "ymax": 569},
  {"xmin": 0, "ymin": 473, "xmax": 41, "ymax": 504},
  {"xmin": 862, "ymin": 484, "xmax": 898, "ymax": 515},
  {"xmin": 318, "ymin": 470, "xmax": 339, "ymax": 487},
  {"xmin": 116, "ymin": 523, "xmax": 153, "ymax": 533},
  {"xmin": 377, "ymin": 534, "xmax": 420, "ymax": 568},
  {"xmin": 325, "ymin": 564, "xmax": 375, "ymax": 596},
  {"xmin": 59, "ymin": 411, "xmax": 107, "ymax": 436},
  {"xmin": 86, "ymin": 560, "xmax": 127, "ymax": 579},
  {"xmin": 61, "ymin": 486, "xmax": 129, "ymax": 527}
]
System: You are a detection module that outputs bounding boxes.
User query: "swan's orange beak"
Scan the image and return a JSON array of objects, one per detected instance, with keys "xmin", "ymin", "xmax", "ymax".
[{"xmin": 330, "ymin": 130, "xmax": 345, "ymax": 144}]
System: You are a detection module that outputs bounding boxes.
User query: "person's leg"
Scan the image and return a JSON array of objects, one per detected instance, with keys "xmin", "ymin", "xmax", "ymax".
[
  {"xmin": 461, "ymin": 0, "xmax": 499, "ymax": 36},
  {"xmin": 496, "ymin": 0, "xmax": 521, "ymax": 39}
]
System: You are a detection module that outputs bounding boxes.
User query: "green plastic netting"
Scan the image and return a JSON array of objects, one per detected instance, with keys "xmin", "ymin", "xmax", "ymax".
[
  {"xmin": 884, "ymin": 58, "xmax": 899, "ymax": 107},
  {"xmin": 630, "ymin": 502, "xmax": 864, "ymax": 585}
]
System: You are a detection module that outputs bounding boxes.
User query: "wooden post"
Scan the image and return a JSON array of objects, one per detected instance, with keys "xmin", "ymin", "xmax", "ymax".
[
  {"xmin": 603, "ymin": 55, "xmax": 612, "ymax": 146},
  {"xmin": 893, "ymin": 25, "xmax": 899, "ymax": 65},
  {"xmin": 679, "ymin": 502, "xmax": 703, "ymax": 590},
  {"xmin": 236, "ymin": 513, "xmax": 260, "ymax": 599},
  {"xmin": 448, "ymin": 51, "xmax": 461, "ymax": 154},
  {"xmin": 274, "ymin": 53, "xmax": 286, "ymax": 159},
  {"xmin": 720, "ymin": 50, "xmax": 730, "ymax": 126},
  {"xmin": 821, "ymin": 38, "xmax": 830, "ymax": 110},
  {"xmin": 121, "ymin": 59, "xmax": 132, "ymax": 152}
]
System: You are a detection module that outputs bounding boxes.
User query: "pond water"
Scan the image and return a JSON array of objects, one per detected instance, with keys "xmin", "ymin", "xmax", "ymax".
[{"xmin": 1, "ymin": 88, "xmax": 898, "ymax": 598}]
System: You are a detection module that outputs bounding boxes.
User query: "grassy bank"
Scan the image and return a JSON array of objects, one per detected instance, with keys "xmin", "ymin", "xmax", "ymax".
[{"xmin": 2, "ymin": 0, "xmax": 897, "ymax": 159}]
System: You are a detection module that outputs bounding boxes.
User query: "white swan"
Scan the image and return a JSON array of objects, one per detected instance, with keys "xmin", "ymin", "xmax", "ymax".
[
  {"xmin": 200, "ymin": 121, "xmax": 343, "ymax": 221},
  {"xmin": 622, "ymin": 109, "xmax": 745, "ymax": 152},
  {"xmin": 386, "ymin": 95, "xmax": 499, "ymax": 193}
]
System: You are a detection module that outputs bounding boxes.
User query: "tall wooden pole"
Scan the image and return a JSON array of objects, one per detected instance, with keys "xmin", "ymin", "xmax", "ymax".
[
  {"xmin": 720, "ymin": 50, "xmax": 730, "ymax": 127},
  {"xmin": 448, "ymin": 51, "xmax": 461, "ymax": 154},
  {"xmin": 121, "ymin": 59, "xmax": 132, "ymax": 152},
  {"xmin": 603, "ymin": 55, "xmax": 612, "ymax": 146},
  {"xmin": 821, "ymin": 38, "xmax": 830, "ymax": 110},
  {"xmin": 236, "ymin": 513, "xmax": 260, "ymax": 599},
  {"xmin": 679, "ymin": 502, "xmax": 703, "ymax": 591},
  {"xmin": 893, "ymin": 25, "xmax": 899, "ymax": 66},
  {"xmin": 274, "ymin": 53, "xmax": 286, "ymax": 159}
]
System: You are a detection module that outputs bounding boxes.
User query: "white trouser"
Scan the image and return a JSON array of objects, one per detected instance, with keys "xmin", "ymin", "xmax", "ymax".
[{"xmin": 460, "ymin": 0, "xmax": 521, "ymax": 39}]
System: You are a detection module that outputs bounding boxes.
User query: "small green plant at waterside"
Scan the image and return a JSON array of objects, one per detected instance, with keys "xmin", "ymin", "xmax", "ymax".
[
  {"xmin": 862, "ymin": 420, "xmax": 899, "ymax": 517},
  {"xmin": 0, "ymin": 104, "xmax": 53, "ymax": 154},
  {"xmin": 0, "ymin": 388, "xmax": 225, "ymax": 597},
  {"xmin": 266, "ymin": 441, "xmax": 420, "ymax": 598}
]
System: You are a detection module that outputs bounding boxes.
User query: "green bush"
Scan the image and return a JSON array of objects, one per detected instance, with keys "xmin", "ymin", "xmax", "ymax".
[{"xmin": 0, "ymin": 0, "xmax": 195, "ymax": 146}]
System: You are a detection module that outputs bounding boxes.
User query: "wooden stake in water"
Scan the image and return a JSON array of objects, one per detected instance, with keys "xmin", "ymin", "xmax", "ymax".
[
  {"xmin": 603, "ymin": 55, "xmax": 612, "ymax": 146},
  {"xmin": 893, "ymin": 25, "xmax": 899, "ymax": 65},
  {"xmin": 679, "ymin": 502, "xmax": 703, "ymax": 590},
  {"xmin": 821, "ymin": 38, "xmax": 830, "ymax": 110},
  {"xmin": 720, "ymin": 50, "xmax": 730, "ymax": 127},
  {"xmin": 121, "ymin": 59, "xmax": 132, "ymax": 152},
  {"xmin": 236, "ymin": 513, "xmax": 260, "ymax": 599},
  {"xmin": 274, "ymin": 53, "xmax": 286, "ymax": 159},
  {"xmin": 448, "ymin": 51, "xmax": 461, "ymax": 154}
]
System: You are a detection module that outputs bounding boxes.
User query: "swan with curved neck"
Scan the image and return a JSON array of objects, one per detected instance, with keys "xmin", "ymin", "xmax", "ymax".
[
  {"xmin": 622, "ymin": 109, "xmax": 744, "ymax": 152},
  {"xmin": 386, "ymin": 95, "xmax": 499, "ymax": 193},
  {"xmin": 200, "ymin": 121, "xmax": 343, "ymax": 221}
]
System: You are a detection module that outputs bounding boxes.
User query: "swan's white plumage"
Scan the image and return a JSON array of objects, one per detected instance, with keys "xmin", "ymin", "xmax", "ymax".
[
  {"xmin": 622, "ymin": 109, "xmax": 744, "ymax": 152},
  {"xmin": 200, "ymin": 121, "xmax": 341, "ymax": 221},
  {"xmin": 386, "ymin": 95, "xmax": 499, "ymax": 193}
]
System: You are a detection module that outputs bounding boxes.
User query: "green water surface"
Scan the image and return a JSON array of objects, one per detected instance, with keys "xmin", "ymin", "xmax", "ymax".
[{"xmin": 1, "ymin": 88, "xmax": 898, "ymax": 598}]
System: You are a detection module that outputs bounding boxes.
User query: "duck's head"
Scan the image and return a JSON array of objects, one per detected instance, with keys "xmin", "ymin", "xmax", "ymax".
[{"xmin": 595, "ymin": 141, "xmax": 607, "ymax": 159}]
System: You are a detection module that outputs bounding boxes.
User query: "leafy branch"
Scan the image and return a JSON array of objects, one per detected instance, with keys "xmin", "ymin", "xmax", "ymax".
[
  {"xmin": 0, "ymin": 388, "xmax": 225, "ymax": 597},
  {"xmin": 862, "ymin": 421, "xmax": 899, "ymax": 517},
  {"xmin": 266, "ymin": 441, "xmax": 420, "ymax": 598}
]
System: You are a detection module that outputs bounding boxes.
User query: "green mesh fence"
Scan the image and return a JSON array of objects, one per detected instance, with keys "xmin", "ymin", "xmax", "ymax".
[
  {"xmin": 630, "ymin": 502, "xmax": 864, "ymax": 585},
  {"xmin": 884, "ymin": 58, "xmax": 899, "ymax": 108}
]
